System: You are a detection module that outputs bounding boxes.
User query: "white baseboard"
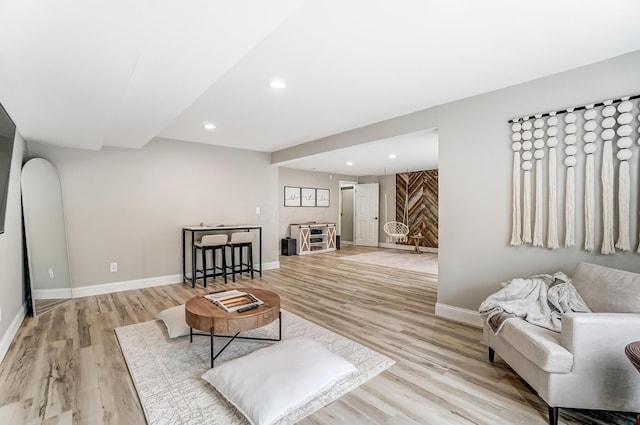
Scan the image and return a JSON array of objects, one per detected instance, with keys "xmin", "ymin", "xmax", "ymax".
[
  {"xmin": 73, "ymin": 262, "xmax": 281, "ymax": 299},
  {"xmin": 72, "ymin": 274, "xmax": 183, "ymax": 298},
  {"xmin": 0, "ymin": 302, "xmax": 27, "ymax": 365},
  {"xmin": 262, "ymin": 261, "xmax": 279, "ymax": 271},
  {"xmin": 435, "ymin": 303, "xmax": 483, "ymax": 328},
  {"xmin": 378, "ymin": 242, "xmax": 438, "ymax": 254},
  {"xmin": 33, "ymin": 287, "xmax": 73, "ymax": 300}
]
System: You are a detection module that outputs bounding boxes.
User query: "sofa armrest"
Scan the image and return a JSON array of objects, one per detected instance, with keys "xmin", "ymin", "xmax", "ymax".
[{"xmin": 560, "ymin": 312, "xmax": 640, "ymax": 368}]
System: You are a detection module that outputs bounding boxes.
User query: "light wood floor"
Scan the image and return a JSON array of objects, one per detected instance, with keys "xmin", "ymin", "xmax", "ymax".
[
  {"xmin": 0, "ymin": 246, "xmax": 636, "ymax": 425},
  {"xmin": 34, "ymin": 299, "xmax": 72, "ymax": 317}
]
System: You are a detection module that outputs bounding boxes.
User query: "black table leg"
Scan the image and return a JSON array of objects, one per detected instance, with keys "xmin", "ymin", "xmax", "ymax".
[
  {"xmin": 278, "ymin": 311, "xmax": 282, "ymax": 340},
  {"xmin": 259, "ymin": 227, "xmax": 262, "ymax": 277},
  {"xmin": 182, "ymin": 229, "xmax": 187, "ymax": 283},
  {"xmin": 191, "ymin": 230, "xmax": 196, "ymax": 288},
  {"xmin": 210, "ymin": 328, "xmax": 214, "ymax": 368}
]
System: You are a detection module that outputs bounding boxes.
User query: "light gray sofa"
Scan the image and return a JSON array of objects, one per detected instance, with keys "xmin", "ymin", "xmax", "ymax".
[{"xmin": 483, "ymin": 262, "xmax": 640, "ymax": 425}]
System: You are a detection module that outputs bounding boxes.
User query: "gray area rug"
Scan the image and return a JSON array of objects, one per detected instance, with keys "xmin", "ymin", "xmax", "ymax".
[
  {"xmin": 341, "ymin": 249, "xmax": 438, "ymax": 274},
  {"xmin": 115, "ymin": 310, "xmax": 395, "ymax": 425}
]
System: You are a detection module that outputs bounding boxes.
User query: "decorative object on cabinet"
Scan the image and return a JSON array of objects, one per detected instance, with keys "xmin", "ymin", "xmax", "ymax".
[
  {"xmin": 284, "ymin": 186, "xmax": 301, "ymax": 207},
  {"xmin": 508, "ymin": 93, "xmax": 640, "ymax": 254},
  {"xmin": 290, "ymin": 223, "xmax": 337, "ymax": 255}
]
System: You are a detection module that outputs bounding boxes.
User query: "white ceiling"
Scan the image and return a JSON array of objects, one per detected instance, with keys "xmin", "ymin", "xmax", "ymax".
[
  {"xmin": 276, "ymin": 129, "xmax": 438, "ymax": 176},
  {"xmin": 1, "ymin": 0, "xmax": 639, "ymax": 174}
]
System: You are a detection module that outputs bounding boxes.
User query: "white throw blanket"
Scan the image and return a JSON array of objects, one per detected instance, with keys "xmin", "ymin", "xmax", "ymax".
[{"xmin": 479, "ymin": 272, "xmax": 591, "ymax": 334}]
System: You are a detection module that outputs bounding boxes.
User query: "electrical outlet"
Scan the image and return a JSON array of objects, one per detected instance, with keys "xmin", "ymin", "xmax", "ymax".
[
  {"xmin": 255, "ymin": 207, "xmax": 260, "ymax": 215},
  {"xmin": 110, "ymin": 262, "xmax": 118, "ymax": 272},
  {"xmin": 48, "ymin": 268, "xmax": 54, "ymax": 278}
]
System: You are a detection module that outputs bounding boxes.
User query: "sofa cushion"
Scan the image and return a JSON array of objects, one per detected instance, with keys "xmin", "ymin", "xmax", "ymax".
[
  {"xmin": 500, "ymin": 318, "xmax": 573, "ymax": 373},
  {"xmin": 572, "ymin": 263, "xmax": 640, "ymax": 313}
]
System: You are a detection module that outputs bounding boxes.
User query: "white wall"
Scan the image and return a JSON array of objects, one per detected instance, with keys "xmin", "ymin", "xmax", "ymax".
[
  {"xmin": 273, "ymin": 50, "xmax": 640, "ymax": 312},
  {"xmin": 436, "ymin": 52, "xmax": 640, "ymax": 310},
  {"xmin": 0, "ymin": 131, "xmax": 25, "ymax": 360},
  {"xmin": 26, "ymin": 138, "xmax": 279, "ymax": 288}
]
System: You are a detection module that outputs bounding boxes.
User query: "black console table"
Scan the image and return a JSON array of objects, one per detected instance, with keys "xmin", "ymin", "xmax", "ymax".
[{"xmin": 182, "ymin": 224, "xmax": 262, "ymax": 287}]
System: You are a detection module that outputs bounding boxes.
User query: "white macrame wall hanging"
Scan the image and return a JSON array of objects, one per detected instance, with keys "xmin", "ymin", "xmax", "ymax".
[{"xmin": 509, "ymin": 94, "xmax": 639, "ymax": 254}]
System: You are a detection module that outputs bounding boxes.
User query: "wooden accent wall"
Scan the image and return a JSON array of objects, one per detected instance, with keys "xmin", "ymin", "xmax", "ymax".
[{"xmin": 396, "ymin": 170, "xmax": 438, "ymax": 248}]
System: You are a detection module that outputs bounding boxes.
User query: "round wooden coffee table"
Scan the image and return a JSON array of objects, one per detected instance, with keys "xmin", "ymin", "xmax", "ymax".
[{"xmin": 185, "ymin": 288, "xmax": 281, "ymax": 367}]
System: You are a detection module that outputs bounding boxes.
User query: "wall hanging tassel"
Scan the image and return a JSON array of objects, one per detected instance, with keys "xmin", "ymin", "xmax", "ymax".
[
  {"xmin": 600, "ymin": 102, "xmax": 616, "ymax": 254},
  {"xmin": 521, "ymin": 120, "xmax": 533, "ymax": 244},
  {"xmin": 584, "ymin": 155, "xmax": 595, "ymax": 252},
  {"xmin": 522, "ymin": 166, "xmax": 532, "ymax": 243},
  {"xmin": 617, "ymin": 160, "xmax": 631, "ymax": 249},
  {"xmin": 615, "ymin": 99, "xmax": 633, "ymax": 251},
  {"xmin": 510, "ymin": 123, "xmax": 523, "ymax": 246},
  {"xmin": 546, "ymin": 115, "xmax": 559, "ymax": 249},
  {"xmin": 637, "ymin": 103, "xmax": 640, "ymax": 254},
  {"xmin": 578, "ymin": 109, "xmax": 596, "ymax": 252},
  {"xmin": 533, "ymin": 154, "xmax": 544, "ymax": 247},
  {"xmin": 564, "ymin": 164, "xmax": 575, "ymax": 247},
  {"xmin": 532, "ymin": 117, "xmax": 545, "ymax": 247},
  {"xmin": 564, "ymin": 112, "xmax": 578, "ymax": 247}
]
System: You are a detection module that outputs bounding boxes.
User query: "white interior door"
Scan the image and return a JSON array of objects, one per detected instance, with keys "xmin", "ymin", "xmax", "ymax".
[{"xmin": 354, "ymin": 183, "xmax": 379, "ymax": 247}]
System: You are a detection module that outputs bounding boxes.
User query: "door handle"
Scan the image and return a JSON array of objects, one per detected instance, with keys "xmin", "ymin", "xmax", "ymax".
[{"xmin": 373, "ymin": 217, "xmax": 378, "ymax": 220}]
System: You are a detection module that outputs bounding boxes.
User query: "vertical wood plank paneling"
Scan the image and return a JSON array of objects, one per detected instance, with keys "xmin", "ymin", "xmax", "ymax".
[{"xmin": 396, "ymin": 170, "xmax": 438, "ymax": 248}]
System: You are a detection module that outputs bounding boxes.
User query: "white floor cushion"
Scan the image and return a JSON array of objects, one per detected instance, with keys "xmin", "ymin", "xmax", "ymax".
[
  {"xmin": 202, "ymin": 337, "xmax": 356, "ymax": 425},
  {"xmin": 156, "ymin": 304, "xmax": 190, "ymax": 338}
]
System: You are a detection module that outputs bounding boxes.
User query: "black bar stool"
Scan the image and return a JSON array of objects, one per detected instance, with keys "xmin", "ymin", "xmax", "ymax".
[
  {"xmin": 227, "ymin": 232, "xmax": 254, "ymax": 282},
  {"xmin": 194, "ymin": 234, "xmax": 228, "ymax": 286}
]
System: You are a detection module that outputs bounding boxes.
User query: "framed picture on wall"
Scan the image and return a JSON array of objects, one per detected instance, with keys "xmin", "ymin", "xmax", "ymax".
[
  {"xmin": 316, "ymin": 188, "xmax": 330, "ymax": 207},
  {"xmin": 284, "ymin": 186, "xmax": 301, "ymax": 207},
  {"xmin": 301, "ymin": 187, "xmax": 316, "ymax": 206}
]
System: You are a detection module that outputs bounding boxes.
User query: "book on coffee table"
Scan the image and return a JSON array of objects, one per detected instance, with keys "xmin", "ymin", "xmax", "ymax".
[{"xmin": 204, "ymin": 290, "xmax": 264, "ymax": 313}]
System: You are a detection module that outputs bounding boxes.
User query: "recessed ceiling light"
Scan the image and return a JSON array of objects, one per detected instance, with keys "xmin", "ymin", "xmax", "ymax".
[
  {"xmin": 270, "ymin": 80, "xmax": 286, "ymax": 89},
  {"xmin": 388, "ymin": 154, "xmax": 396, "ymax": 159},
  {"xmin": 346, "ymin": 161, "xmax": 353, "ymax": 166},
  {"xmin": 203, "ymin": 122, "xmax": 216, "ymax": 130}
]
